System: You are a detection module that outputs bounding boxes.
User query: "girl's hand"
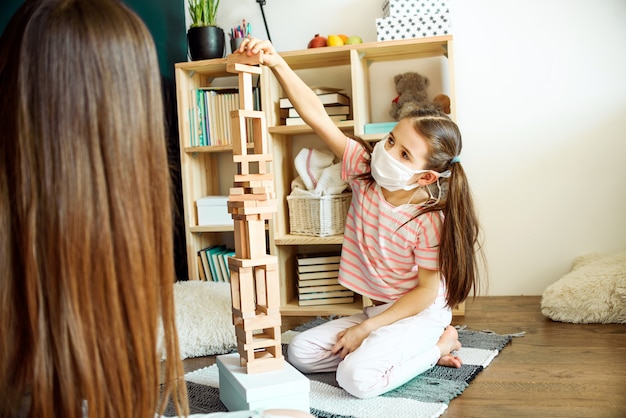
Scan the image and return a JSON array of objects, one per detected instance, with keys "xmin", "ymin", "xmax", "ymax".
[
  {"xmin": 331, "ymin": 322, "xmax": 372, "ymax": 359},
  {"xmin": 236, "ymin": 37, "xmax": 281, "ymax": 68}
]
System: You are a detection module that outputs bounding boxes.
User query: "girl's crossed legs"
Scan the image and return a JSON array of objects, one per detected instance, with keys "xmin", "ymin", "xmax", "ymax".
[{"xmin": 287, "ymin": 303, "xmax": 456, "ymax": 399}]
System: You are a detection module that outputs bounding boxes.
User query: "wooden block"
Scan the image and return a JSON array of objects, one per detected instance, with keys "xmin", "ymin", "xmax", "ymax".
[
  {"xmin": 239, "ymin": 72, "xmax": 254, "ymax": 110},
  {"xmin": 232, "ymin": 153, "xmax": 273, "ymax": 164},
  {"xmin": 228, "ymin": 192, "xmax": 275, "ymax": 202},
  {"xmin": 230, "ymin": 268, "xmax": 241, "ymax": 312},
  {"xmin": 240, "ymin": 329, "xmax": 281, "ymax": 351},
  {"xmin": 230, "ymin": 205, "xmax": 276, "ymax": 217},
  {"xmin": 251, "ymin": 119, "xmax": 268, "ymax": 155},
  {"xmin": 230, "ymin": 109, "xmax": 264, "ymax": 119},
  {"xmin": 230, "ymin": 213, "xmax": 267, "ymax": 222},
  {"xmin": 231, "ymin": 114, "xmax": 248, "ymax": 158},
  {"xmin": 233, "ymin": 219, "xmax": 249, "ymax": 259},
  {"xmin": 244, "ymin": 355, "xmax": 285, "ymax": 374},
  {"xmin": 228, "ymin": 255, "xmax": 277, "ymax": 269},
  {"xmin": 254, "ymin": 304, "xmax": 280, "ymax": 317},
  {"xmin": 254, "ymin": 265, "xmax": 267, "ymax": 306},
  {"xmin": 248, "ymin": 219, "xmax": 267, "ymax": 259},
  {"xmin": 264, "ymin": 267, "xmax": 281, "ymax": 309},
  {"xmin": 226, "ymin": 55, "xmax": 264, "ymax": 72},
  {"xmin": 237, "ymin": 266, "xmax": 256, "ymax": 315},
  {"xmin": 235, "ymin": 312, "xmax": 281, "ymax": 332},
  {"xmin": 230, "ymin": 185, "xmax": 274, "ymax": 195},
  {"xmin": 233, "ymin": 173, "xmax": 273, "ymax": 183},
  {"xmin": 233, "ymin": 179, "xmax": 274, "ymax": 189}
]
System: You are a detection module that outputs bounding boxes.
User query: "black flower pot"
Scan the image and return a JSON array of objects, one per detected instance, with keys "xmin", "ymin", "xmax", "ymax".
[{"xmin": 187, "ymin": 26, "xmax": 225, "ymax": 61}]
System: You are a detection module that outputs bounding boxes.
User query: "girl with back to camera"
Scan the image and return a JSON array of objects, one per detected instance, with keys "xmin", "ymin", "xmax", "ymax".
[{"xmin": 237, "ymin": 38, "xmax": 484, "ymax": 399}]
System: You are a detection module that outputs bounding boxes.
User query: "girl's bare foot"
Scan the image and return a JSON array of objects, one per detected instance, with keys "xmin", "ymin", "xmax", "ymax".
[{"xmin": 436, "ymin": 325, "xmax": 462, "ymax": 368}]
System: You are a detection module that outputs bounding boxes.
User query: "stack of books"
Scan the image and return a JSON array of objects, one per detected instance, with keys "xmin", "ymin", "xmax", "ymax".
[
  {"xmin": 189, "ymin": 86, "xmax": 260, "ymax": 147},
  {"xmin": 297, "ymin": 252, "xmax": 354, "ymax": 306},
  {"xmin": 280, "ymin": 87, "xmax": 351, "ymax": 126},
  {"xmin": 197, "ymin": 245, "xmax": 236, "ymax": 282}
]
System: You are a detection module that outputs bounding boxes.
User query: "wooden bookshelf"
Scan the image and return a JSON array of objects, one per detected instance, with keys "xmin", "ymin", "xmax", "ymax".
[{"xmin": 174, "ymin": 36, "xmax": 462, "ymax": 316}]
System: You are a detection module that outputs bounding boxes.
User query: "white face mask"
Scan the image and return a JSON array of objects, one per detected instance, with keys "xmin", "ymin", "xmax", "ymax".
[{"xmin": 370, "ymin": 139, "xmax": 451, "ymax": 192}]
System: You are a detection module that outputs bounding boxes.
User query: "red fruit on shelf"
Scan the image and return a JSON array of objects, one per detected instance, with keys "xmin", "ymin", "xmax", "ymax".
[{"xmin": 307, "ymin": 34, "xmax": 327, "ymax": 48}]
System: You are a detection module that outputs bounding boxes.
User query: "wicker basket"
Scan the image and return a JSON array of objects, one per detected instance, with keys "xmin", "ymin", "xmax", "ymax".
[{"xmin": 287, "ymin": 192, "xmax": 352, "ymax": 237}]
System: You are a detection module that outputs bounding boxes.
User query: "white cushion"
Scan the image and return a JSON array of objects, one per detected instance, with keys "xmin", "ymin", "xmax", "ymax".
[
  {"xmin": 159, "ymin": 281, "xmax": 236, "ymax": 360},
  {"xmin": 541, "ymin": 251, "xmax": 626, "ymax": 324}
]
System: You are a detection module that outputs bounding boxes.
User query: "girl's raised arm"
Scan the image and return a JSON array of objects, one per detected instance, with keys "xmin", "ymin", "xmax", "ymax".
[{"xmin": 239, "ymin": 38, "xmax": 347, "ymax": 159}]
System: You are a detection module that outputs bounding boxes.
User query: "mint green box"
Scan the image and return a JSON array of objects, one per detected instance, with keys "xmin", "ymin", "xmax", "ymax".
[{"xmin": 363, "ymin": 122, "xmax": 397, "ymax": 134}]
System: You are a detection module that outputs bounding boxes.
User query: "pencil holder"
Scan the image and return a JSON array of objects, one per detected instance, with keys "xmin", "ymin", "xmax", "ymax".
[{"xmin": 230, "ymin": 37, "xmax": 245, "ymax": 54}]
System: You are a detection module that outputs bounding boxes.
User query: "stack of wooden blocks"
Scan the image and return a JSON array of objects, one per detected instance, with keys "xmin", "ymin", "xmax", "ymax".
[
  {"xmin": 217, "ymin": 52, "xmax": 310, "ymax": 413},
  {"xmin": 225, "ymin": 53, "xmax": 282, "ymax": 375}
]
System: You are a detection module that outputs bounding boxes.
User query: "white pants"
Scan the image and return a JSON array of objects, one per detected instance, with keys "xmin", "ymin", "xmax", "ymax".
[{"xmin": 287, "ymin": 302, "xmax": 452, "ymax": 399}]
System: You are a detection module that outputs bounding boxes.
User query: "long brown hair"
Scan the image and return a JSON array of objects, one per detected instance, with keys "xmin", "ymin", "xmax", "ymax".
[
  {"xmin": 407, "ymin": 110, "xmax": 484, "ymax": 308},
  {"xmin": 0, "ymin": 0, "xmax": 187, "ymax": 416},
  {"xmin": 353, "ymin": 110, "xmax": 484, "ymax": 308}
]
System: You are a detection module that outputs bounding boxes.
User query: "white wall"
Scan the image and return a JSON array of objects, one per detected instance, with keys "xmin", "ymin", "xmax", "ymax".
[{"xmin": 184, "ymin": 0, "xmax": 626, "ymax": 296}]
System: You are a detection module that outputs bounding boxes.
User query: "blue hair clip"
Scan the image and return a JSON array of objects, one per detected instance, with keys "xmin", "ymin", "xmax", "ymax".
[{"xmin": 451, "ymin": 155, "xmax": 461, "ymax": 164}]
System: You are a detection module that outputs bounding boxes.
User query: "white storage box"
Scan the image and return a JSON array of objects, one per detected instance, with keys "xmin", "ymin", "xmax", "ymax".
[
  {"xmin": 382, "ymin": 0, "xmax": 450, "ymax": 18},
  {"xmin": 217, "ymin": 353, "xmax": 310, "ymax": 412},
  {"xmin": 196, "ymin": 195, "xmax": 232, "ymax": 226},
  {"xmin": 376, "ymin": 14, "xmax": 451, "ymax": 42}
]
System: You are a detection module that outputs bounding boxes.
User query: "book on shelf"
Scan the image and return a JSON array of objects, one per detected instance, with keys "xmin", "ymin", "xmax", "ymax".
[
  {"xmin": 199, "ymin": 247, "xmax": 213, "ymax": 281},
  {"xmin": 298, "ymin": 296, "xmax": 355, "ymax": 306},
  {"xmin": 297, "ymin": 277, "xmax": 340, "ymax": 287},
  {"xmin": 298, "ymin": 289, "xmax": 354, "ymax": 300},
  {"xmin": 298, "ymin": 263, "xmax": 340, "ymax": 273},
  {"xmin": 297, "ymin": 252, "xmax": 342, "ymax": 266},
  {"xmin": 285, "ymin": 114, "xmax": 348, "ymax": 126},
  {"xmin": 298, "ymin": 284, "xmax": 348, "ymax": 294},
  {"xmin": 297, "ymin": 269, "xmax": 339, "ymax": 280},
  {"xmin": 308, "ymin": 86, "xmax": 344, "ymax": 95},
  {"xmin": 281, "ymin": 105, "xmax": 350, "ymax": 119},
  {"xmin": 197, "ymin": 254, "xmax": 207, "ymax": 281},
  {"xmin": 279, "ymin": 92, "xmax": 350, "ymax": 109},
  {"xmin": 219, "ymin": 249, "xmax": 236, "ymax": 281}
]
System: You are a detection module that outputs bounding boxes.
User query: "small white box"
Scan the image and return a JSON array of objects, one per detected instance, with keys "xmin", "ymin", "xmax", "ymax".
[
  {"xmin": 196, "ymin": 196, "xmax": 232, "ymax": 226},
  {"xmin": 382, "ymin": 0, "xmax": 450, "ymax": 18},
  {"xmin": 376, "ymin": 14, "xmax": 451, "ymax": 42},
  {"xmin": 217, "ymin": 353, "xmax": 310, "ymax": 412}
]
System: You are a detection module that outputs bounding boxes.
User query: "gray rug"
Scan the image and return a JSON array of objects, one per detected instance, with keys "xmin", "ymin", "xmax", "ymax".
[{"xmin": 163, "ymin": 321, "xmax": 518, "ymax": 417}]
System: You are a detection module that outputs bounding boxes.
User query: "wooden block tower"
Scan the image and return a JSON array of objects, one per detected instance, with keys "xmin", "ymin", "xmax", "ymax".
[{"xmin": 225, "ymin": 52, "xmax": 283, "ymax": 374}]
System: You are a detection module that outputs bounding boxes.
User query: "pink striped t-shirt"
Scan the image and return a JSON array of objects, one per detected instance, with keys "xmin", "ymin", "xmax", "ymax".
[{"xmin": 339, "ymin": 137, "xmax": 447, "ymax": 307}]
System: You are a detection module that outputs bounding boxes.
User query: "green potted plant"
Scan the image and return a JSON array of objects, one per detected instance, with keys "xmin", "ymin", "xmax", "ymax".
[{"xmin": 187, "ymin": 0, "xmax": 225, "ymax": 60}]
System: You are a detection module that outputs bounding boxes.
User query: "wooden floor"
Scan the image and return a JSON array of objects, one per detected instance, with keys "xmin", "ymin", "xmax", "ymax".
[{"xmin": 181, "ymin": 296, "xmax": 626, "ymax": 418}]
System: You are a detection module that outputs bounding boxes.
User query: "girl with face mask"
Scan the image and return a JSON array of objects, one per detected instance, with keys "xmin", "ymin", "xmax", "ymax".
[{"xmin": 236, "ymin": 38, "xmax": 484, "ymax": 400}]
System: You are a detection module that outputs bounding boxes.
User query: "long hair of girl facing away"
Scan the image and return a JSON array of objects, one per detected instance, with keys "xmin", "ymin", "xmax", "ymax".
[
  {"xmin": 352, "ymin": 109, "xmax": 484, "ymax": 309},
  {"xmin": 403, "ymin": 109, "xmax": 484, "ymax": 309},
  {"xmin": 0, "ymin": 0, "xmax": 188, "ymax": 417}
]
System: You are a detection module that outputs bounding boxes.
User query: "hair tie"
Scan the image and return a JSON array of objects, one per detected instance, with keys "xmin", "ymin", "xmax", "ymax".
[{"xmin": 451, "ymin": 155, "xmax": 461, "ymax": 164}]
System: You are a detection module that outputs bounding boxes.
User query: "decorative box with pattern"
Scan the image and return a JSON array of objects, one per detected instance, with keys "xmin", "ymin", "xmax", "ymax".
[
  {"xmin": 376, "ymin": 14, "xmax": 451, "ymax": 42},
  {"xmin": 382, "ymin": 0, "xmax": 450, "ymax": 18}
]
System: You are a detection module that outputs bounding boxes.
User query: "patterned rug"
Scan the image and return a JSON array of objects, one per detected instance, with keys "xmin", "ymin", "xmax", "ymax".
[{"xmin": 164, "ymin": 321, "xmax": 518, "ymax": 418}]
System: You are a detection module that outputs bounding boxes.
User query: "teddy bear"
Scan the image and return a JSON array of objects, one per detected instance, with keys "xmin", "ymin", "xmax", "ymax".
[{"xmin": 389, "ymin": 72, "xmax": 451, "ymax": 120}]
